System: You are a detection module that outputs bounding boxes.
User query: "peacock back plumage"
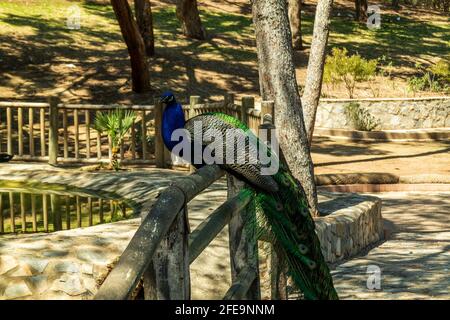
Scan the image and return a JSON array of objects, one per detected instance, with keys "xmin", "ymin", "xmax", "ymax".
[{"xmin": 183, "ymin": 112, "xmax": 338, "ymax": 300}]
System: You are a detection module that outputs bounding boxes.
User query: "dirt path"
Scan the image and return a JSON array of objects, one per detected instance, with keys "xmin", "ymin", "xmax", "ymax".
[
  {"xmin": 312, "ymin": 137, "xmax": 450, "ymax": 177},
  {"xmin": 332, "ymin": 192, "xmax": 450, "ymax": 299}
]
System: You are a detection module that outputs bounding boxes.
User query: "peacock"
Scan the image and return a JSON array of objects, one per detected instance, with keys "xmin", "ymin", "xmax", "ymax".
[{"xmin": 160, "ymin": 91, "xmax": 338, "ymax": 300}]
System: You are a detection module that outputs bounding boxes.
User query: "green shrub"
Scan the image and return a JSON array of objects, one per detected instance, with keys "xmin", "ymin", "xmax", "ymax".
[
  {"xmin": 324, "ymin": 48, "xmax": 378, "ymax": 98},
  {"xmin": 344, "ymin": 102, "xmax": 379, "ymax": 131},
  {"xmin": 429, "ymin": 59, "xmax": 450, "ymax": 83},
  {"xmin": 408, "ymin": 59, "xmax": 450, "ymax": 93}
]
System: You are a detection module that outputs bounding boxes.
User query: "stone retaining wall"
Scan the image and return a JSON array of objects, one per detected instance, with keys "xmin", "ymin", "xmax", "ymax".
[
  {"xmin": 315, "ymin": 97, "xmax": 450, "ymax": 130},
  {"xmin": 316, "ymin": 192, "xmax": 383, "ymax": 264}
]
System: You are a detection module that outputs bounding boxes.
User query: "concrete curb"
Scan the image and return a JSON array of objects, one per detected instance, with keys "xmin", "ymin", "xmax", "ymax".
[
  {"xmin": 314, "ymin": 127, "xmax": 450, "ymax": 141},
  {"xmin": 315, "ymin": 173, "xmax": 450, "ymax": 186},
  {"xmin": 318, "ymin": 183, "xmax": 450, "ymax": 193}
]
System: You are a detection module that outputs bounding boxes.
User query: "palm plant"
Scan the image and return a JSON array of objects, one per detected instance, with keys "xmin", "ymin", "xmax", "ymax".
[{"xmin": 93, "ymin": 108, "xmax": 136, "ymax": 170}]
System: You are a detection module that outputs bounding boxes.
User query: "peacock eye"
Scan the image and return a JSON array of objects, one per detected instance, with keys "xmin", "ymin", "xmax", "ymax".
[{"xmin": 169, "ymin": 96, "xmax": 174, "ymax": 101}]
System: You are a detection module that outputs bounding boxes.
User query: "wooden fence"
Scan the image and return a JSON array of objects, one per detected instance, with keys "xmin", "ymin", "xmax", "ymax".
[
  {"xmin": 0, "ymin": 189, "xmax": 131, "ymax": 234},
  {"xmin": 0, "ymin": 95, "xmax": 274, "ymax": 167},
  {"xmin": 94, "ymin": 109, "xmax": 281, "ymax": 300},
  {"xmin": 95, "ymin": 167, "xmax": 263, "ymax": 300}
]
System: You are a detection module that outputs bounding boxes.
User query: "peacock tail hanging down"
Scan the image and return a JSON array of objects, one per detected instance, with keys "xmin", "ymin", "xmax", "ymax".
[
  {"xmin": 183, "ymin": 112, "xmax": 338, "ymax": 300},
  {"xmin": 160, "ymin": 92, "xmax": 338, "ymax": 300}
]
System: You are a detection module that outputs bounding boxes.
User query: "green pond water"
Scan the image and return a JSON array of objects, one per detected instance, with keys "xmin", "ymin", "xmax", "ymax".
[{"xmin": 0, "ymin": 180, "xmax": 137, "ymax": 234}]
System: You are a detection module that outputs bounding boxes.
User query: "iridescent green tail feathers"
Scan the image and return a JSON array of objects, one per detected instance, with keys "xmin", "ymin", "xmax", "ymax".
[
  {"xmin": 244, "ymin": 169, "xmax": 338, "ymax": 300},
  {"xmin": 182, "ymin": 111, "xmax": 338, "ymax": 299}
]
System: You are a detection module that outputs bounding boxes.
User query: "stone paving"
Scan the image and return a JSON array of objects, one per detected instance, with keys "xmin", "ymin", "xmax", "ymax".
[
  {"xmin": 332, "ymin": 192, "xmax": 450, "ymax": 299},
  {"xmin": 0, "ymin": 164, "xmax": 380, "ymax": 300},
  {"xmin": 1, "ymin": 163, "xmax": 448, "ymax": 300}
]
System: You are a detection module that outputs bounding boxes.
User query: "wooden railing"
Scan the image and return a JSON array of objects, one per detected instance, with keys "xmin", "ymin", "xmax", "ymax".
[
  {"xmin": 94, "ymin": 165, "xmax": 262, "ymax": 300},
  {"xmin": 94, "ymin": 105, "xmax": 277, "ymax": 300},
  {"xmin": 0, "ymin": 95, "xmax": 272, "ymax": 167}
]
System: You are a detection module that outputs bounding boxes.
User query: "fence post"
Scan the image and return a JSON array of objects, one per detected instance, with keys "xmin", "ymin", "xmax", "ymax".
[
  {"xmin": 224, "ymin": 93, "xmax": 234, "ymax": 109},
  {"xmin": 258, "ymin": 111, "xmax": 288, "ymax": 300},
  {"xmin": 260, "ymin": 100, "xmax": 275, "ymax": 123},
  {"xmin": 188, "ymin": 96, "xmax": 201, "ymax": 173},
  {"xmin": 48, "ymin": 96, "xmax": 59, "ymax": 165},
  {"xmin": 240, "ymin": 96, "xmax": 253, "ymax": 124},
  {"xmin": 227, "ymin": 175, "xmax": 261, "ymax": 300},
  {"xmin": 6, "ymin": 107, "xmax": 12, "ymax": 155},
  {"xmin": 143, "ymin": 204, "xmax": 190, "ymax": 300},
  {"xmin": 18, "ymin": 107, "xmax": 23, "ymax": 156},
  {"xmin": 51, "ymin": 194, "xmax": 62, "ymax": 231},
  {"xmin": 228, "ymin": 105, "xmax": 260, "ymax": 299},
  {"xmin": 141, "ymin": 110, "xmax": 148, "ymax": 161},
  {"xmin": 189, "ymin": 95, "xmax": 200, "ymax": 119},
  {"xmin": 154, "ymin": 98, "xmax": 165, "ymax": 168}
]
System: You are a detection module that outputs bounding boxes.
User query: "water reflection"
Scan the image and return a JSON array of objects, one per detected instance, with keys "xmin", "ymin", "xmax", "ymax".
[{"xmin": 0, "ymin": 189, "xmax": 133, "ymax": 234}]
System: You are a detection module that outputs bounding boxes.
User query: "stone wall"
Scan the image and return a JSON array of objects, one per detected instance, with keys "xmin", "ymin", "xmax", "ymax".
[
  {"xmin": 315, "ymin": 97, "xmax": 450, "ymax": 130},
  {"xmin": 316, "ymin": 192, "xmax": 383, "ymax": 264}
]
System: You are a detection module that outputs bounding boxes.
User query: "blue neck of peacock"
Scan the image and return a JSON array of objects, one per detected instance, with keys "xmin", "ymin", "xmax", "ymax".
[{"xmin": 162, "ymin": 100, "xmax": 186, "ymax": 151}]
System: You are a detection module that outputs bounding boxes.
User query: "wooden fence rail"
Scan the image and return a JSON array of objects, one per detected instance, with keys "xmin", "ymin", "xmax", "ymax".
[
  {"xmin": 94, "ymin": 164, "xmax": 262, "ymax": 300},
  {"xmin": 0, "ymin": 95, "xmax": 269, "ymax": 167}
]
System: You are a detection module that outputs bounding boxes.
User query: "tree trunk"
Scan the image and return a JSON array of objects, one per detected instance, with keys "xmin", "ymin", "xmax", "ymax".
[
  {"xmin": 355, "ymin": 0, "xmax": 368, "ymax": 21},
  {"xmin": 252, "ymin": 0, "xmax": 319, "ymax": 216},
  {"xmin": 302, "ymin": 0, "xmax": 333, "ymax": 146},
  {"xmin": 134, "ymin": 0, "xmax": 155, "ymax": 56},
  {"xmin": 443, "ymin": 0, "xmax": 449, "ymax": 12},
  {"xmin": 392, "ymin": 0, "xmax": 400, "ymax": 9},
  {"xmin": 288, "ymin": 0, "xmax": 303, "ymax": 50},
  {"xmin": 176, "ymin": 0, "xmax": 206, "ymax": 40},
  {"xmin": 111, "ymin": 0, "xmax": 151, "ymax": 93},
  {"xmin": 362, "ymin": 0, "xmax": 368, "ymax": 19}
]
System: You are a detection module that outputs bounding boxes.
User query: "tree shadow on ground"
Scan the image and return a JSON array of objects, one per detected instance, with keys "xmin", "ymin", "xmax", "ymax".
[
  {"xmin": 313, "ymin": 138, "xmax": 450, "ymax": 167},
  {"xmin": 0, "ymin": 2, "xmax": 259, "ymax": 103},
  {"xmin": 311, "ymin": 136, "xmax": 391, "ymax": 157}
]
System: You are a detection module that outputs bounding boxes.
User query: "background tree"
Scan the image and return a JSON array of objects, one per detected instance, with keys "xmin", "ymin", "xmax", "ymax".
[
  {"xmin": 355, "ymin": 0, "xmax": 368, "ymax": 21},
  {"xmin": 111, "ymin": 0, "xmax": 151, "ymax": 92},
  {"xmin": 252, "ymin": 0, "xmax": 319, "ymax": 216},
  {"xmin": 302, "ymin": 0, "xmax": 333, "ymax": 146},
  {"xmin": 176, "ymin": 0, "xmax": 206, "ymax": 40},
  {"xmin": 392, "ymin": 0, "xmax": 400, "ymax": 9},
  {"xmin": 288, "ymin": 0, "xmax": 303, "ymax": 50},
  {"xmin": 134, "ymin": 0, "xmax": 155, "ymax": 56}
]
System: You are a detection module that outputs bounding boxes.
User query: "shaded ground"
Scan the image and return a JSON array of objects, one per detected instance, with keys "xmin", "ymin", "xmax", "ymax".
[
  {"xmin": 312, "ymin": 136, "xmax": 450, "ymax": 176},
  {"xmin": 1, "ymin": 164, "xmax": 448, "ymax": 299},
  {"xmin": 0, "ymin": 0, "xmax": 448, "ymax": 104},
  {"xmin": 332, "ymin": 192, "xmax": 450, "ymax": 299}
]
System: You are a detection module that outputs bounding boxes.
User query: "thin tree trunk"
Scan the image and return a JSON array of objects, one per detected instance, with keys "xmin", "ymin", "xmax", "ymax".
[
  {"xmin": 111, "ymin": 0, "xmax": 151, "ymax": 93},
  {"xmin": 176, "ymin": 0, "xmax": 206, "ymax": 40},
  {"xmin": 443, "ymin": 0, "xmax": 449, "ymax": 12},
  {"xmin": 392, "ymin": 0, "xmax": 400, "ymax": 9},
  {"xmin": 252, "ymin": 0, "xmax": 319, "ymax": 216},
  {"xmin": 288, "ymin": 0, "xmax": 303, "ymax": 50},
  {"xmin": 362, "ymin": 0, "xmax": 368, "ymax": 19},
  {"xmin": 355, "ymin": 0, "xmax": 368, "ymax": 21},
  {"xmin": 135, "ymin": 0, "xmax": 155, "ymax": 56},
  {"xmin": 302, "ymin": 0, "xmax": 333, "ymax": 146},
  {"xmin": 355, "ymin": 0, "xmax": 360, "ymax": 21}
]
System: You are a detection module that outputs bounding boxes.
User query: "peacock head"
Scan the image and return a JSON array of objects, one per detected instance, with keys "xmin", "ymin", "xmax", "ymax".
[{"xmin": 159, "ymin": 91, "xmax": 176, "ymax": 105}]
